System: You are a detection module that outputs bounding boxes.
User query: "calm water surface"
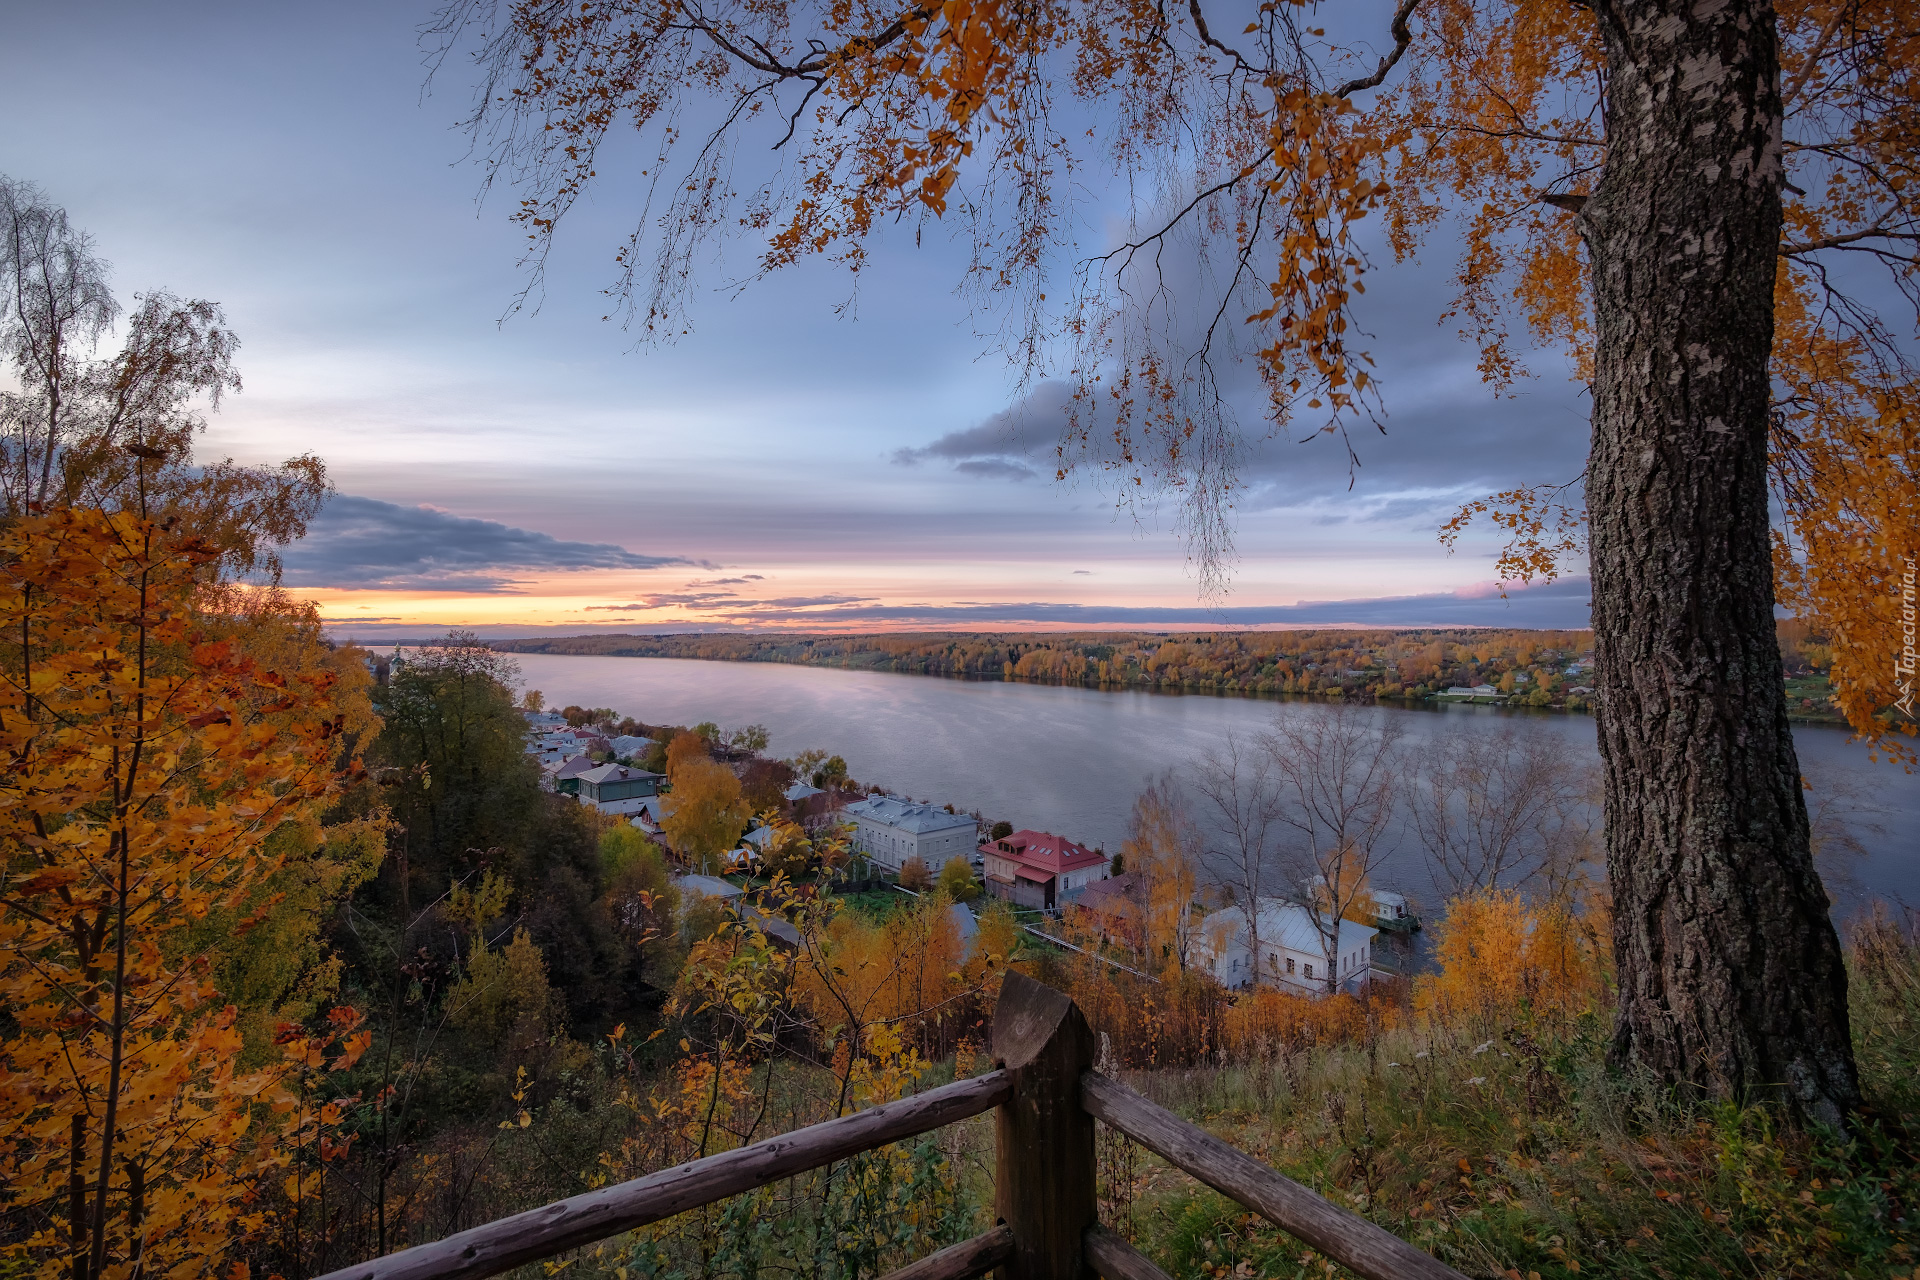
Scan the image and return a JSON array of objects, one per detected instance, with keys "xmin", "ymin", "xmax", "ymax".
[{"xmin": 499, "ymin": 653, "xmax": 1917, "ymax": 916}]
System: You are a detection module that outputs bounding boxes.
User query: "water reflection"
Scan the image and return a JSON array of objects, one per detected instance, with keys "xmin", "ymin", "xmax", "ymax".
[{"xmin": 493, "ymin": 653, "xmax": 1915, "ymax": 917}]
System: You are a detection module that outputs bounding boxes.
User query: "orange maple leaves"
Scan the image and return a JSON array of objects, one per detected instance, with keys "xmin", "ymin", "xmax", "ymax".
[{"xmin": 0, "ymin": 508, "xmax": 367, "ymax": 1280}]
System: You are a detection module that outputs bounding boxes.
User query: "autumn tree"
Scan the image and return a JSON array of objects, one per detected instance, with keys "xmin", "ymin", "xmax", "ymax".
[
  {"xmin": 1191, "ymin": 732, "xmax": 1284, "ymax": 984},
  {"xmin": 432, "ymin": 0, "xmax": 1920, "ymax": 1122},
  {"xmin": 660, "ymin": 757, "xmax": 750, "ymax": 871},
  {"xmin": 754, "ymin": 815, "xmax": 816, "ymax": 880},
  {"xmin": 740, "ymin": 756, "xmax": 797, "ymax": 812},
  {"xmin": 1263, "ymin": 704, "xmax": 1403, "ymax": 993},
  {"xmin": 1114, "ymin": 775, "xmax": 1202, "ymax": 975},
  {"xmin": 937, "ymin": 856, "xmax": 980, "ymax": 902},
  {"xmin": 664, "ymin": 728, "xmax": 711, "ymax": 780},
  {"xmin": 0, "ymin": 175, "xmax": 328, "ymax": 575},
  {"xmin": 1417, "ymin": 889, "xmax": 1605, "ymax": 1029},
  {"xmin": 0, "ymin": 507, "xmax": 366, "ymax": 1279}
]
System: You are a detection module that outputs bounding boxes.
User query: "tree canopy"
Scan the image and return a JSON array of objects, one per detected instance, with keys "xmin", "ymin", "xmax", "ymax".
[
  {"xmin": 434, "ymin": 0, "xmax": 1913, "ymax": 759},
  {"xmin": 432, "ymin": 0, "xmax": 1914, "ymax": 1123}
]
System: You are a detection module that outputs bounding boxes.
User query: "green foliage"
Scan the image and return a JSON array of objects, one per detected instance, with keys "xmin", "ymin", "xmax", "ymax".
[
  {"xmin": 449, "ymin": 927, "xmax": 557, "ymax": 1055},
  {"xmin": 814, "ymin": 754, "xmax": 849, "ymax": 787},
  {"xmin": 681, "ymin": 890, "xmax": 734, "ymax": 948},
  {"xmin": 372, "ymin": 631, "xmax": 542, "ymax": 894},
  {"xmin": 639, "ymin": 729, "xmax": 681, "ymax": 774},
  {"xmin": 729, "ymin": 723, "xmax": 771, "ymax": 754},
  {"xmin": 989, "ymin": 820, "xmax": 1014, "ymax": 841},
  {"xmin": 937, "ymin": 857, "xmax": 980, "ymax": 903},
  {"xmin": 601, "ymin": 822, "xmax": 655, "ymax": 880}
]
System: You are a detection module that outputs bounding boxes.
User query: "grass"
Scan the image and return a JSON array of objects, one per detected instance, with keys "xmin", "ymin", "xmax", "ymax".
[
  {"xmin": 1783, "ymin": 674, "xmax": 1847, "ymax": 723},
  {"xmin": 836, "ymin": 888, "xmax": 913, "ymax": 922},
  {"xmin": 1100, "ymin": 914, "xmax": 1920, "ymax": 1280}
]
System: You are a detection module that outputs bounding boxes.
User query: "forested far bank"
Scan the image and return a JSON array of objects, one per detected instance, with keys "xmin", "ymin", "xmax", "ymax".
[{"xmin": 478, "ymin": 622, "xmax": 1849, "ymax": 722}]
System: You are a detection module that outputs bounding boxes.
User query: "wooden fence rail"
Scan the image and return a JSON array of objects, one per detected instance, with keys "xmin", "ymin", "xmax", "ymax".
[{"xmin": 314, "ymin": 972, "xmax": 1464, "ymax": 1280}]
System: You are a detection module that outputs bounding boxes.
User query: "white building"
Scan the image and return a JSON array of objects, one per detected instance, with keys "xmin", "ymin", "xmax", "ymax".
[
  {"xmin": 1195, "ymin": 898, "xmax": 1379, "ymax": 994},
  {"xmin": 842, "ymin": 795, "xmax": 977, "ymax": 872}
]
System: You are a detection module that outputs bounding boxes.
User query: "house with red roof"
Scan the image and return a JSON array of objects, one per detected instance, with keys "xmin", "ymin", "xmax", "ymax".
[{"xmin": 981, "ymin": 829, "xmax": 1111, "ymax": 911}]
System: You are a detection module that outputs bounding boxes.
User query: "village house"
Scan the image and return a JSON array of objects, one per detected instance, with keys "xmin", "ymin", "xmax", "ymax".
[
  {"xmin": 526, "ymin": 729, "xmax": 592, "ymax": 759},
  {"xmin": 626, "ymin": 797, "xmax": 665, "ymax": 837},
  {"xmin": 1194, "ymin": 898, "xmax": 1379, "ymax": 995},
  {"xmin": 609, "ymin": 734, "xmax": 652, "ymax": 760},
  {"xmin": 842, "ymin": 794, "xmax": 976, "ymax": 872},
  {"xmin": 981, "ymin": 829, "xmax": 1110, "ymax": 911},
  {"xmin": 1372, "ymin": 890, "xmax": 1413, "ymax": 926},
  {"xmin": 542, "ymin": 752, "xmax": 597, "ymax": 795},
  {"xmin": 576, "ymin": 763, "xmax": 666, "ymax": 816},
  {"xmin": 1067, "ymin": 873, "xmax": 1140, "ymax": 947}
]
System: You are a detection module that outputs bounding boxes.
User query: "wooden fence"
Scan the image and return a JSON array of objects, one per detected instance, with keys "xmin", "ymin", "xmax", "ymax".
[{"xmin": 313, "ymin": 973, "xmax": 1464, "ymax": 1280}]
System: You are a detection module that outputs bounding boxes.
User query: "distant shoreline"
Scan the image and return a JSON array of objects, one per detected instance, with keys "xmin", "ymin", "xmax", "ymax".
[{"xmin": 359, "ymin": 629, "xmax": 1850, "ymax": 726}]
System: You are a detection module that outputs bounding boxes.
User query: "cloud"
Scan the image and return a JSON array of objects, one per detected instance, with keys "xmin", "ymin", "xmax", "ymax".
[
  {"xmin": 593, "ymin": 591, "xmax": 743, "ymax": 608},
  {"xmin": 955, "ymin": 458, "xmax": 1039, "ymax": 481},
  {"xmin": 893, "ymin": 381, "xmax": 1075, "ymax": 480},
  {"xmin": 317, "ymin": 575, "xmax": 1590, "ymax": 641},
  {"xmin": 1071, "ymin": 569, "xmax": 1093, "ymax": 575},
  {"xmin": 282, "ymin": 494, "xmax": 694, "ymax": 592},
  {"xmin": 678, "ymin": 576, "xmax": 1592, "ymax": 629}
]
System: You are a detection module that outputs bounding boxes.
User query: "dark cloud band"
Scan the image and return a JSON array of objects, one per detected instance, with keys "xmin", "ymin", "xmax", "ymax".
[{"xmin": 280, "ymin": 493, "xmax": 693, "ymax": 592}]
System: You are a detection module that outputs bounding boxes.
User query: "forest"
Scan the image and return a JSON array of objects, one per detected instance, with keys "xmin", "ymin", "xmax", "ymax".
[
  {"xmin": 0, "ymin": 39, "xmax": 1913, "ymax": 1274},
  {"xmin": 490, "ymin": 625, "xmax": 1847, "ymax": 721},
  {"xmin": 9, "ymin": 576, "xmax": 1913, "ymax": 1278}
]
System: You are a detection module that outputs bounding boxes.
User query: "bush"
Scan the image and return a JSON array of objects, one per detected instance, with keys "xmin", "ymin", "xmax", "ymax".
[
  {"xmin": 937, "ymin": 857, "xmax": 979, "ymax": 902},
  {"xmin": 900, "ymin": 857, "xmax": 932, "ymax": 892}
]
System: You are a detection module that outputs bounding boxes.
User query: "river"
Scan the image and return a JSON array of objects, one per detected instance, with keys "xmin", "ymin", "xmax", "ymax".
[{"xmin": 496, "ymin": 652, "xmax": 1917, "ymax": 917}]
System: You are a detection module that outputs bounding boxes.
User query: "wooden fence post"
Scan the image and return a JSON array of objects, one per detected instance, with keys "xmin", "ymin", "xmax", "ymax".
[{"xmin": 993, "ymin": 972, "xmax": 1096, "ymax": 1280}]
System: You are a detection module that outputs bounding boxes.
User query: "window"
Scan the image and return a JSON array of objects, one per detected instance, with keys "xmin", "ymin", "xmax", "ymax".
[
  {"xmin": 1285, "ymin": 957, "xmax": 1295, "ymax": 975},
  {"xmin": 1304, "ymin": 963, "xmax": 1313, "ymax": 980}
]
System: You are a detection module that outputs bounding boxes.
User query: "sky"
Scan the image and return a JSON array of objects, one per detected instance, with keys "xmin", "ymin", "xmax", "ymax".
[{"xmin": 1, "ymin": 1, "xmax": 1598, "ymax": 638}]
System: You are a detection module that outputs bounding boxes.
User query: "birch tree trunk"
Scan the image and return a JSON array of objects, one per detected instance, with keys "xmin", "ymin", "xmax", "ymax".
[{"xmin": 1582, "ymin": 0, "xmax": 1860, "ymax": 1126}]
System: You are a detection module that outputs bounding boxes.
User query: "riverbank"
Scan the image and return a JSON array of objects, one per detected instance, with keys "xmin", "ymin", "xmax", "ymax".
[
  {"xmin": 478, "ymin": 653, "xmax": 1911, "ymax": 910},
  {"xmin": 479, "ymin": 629, "xmax": 1850, "ymax": 725}
]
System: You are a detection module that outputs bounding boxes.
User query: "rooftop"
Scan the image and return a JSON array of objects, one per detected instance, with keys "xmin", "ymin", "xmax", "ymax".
[
  {"xmin": 546, "ymin": 754, "xmax": 598, "ymax": 780},
  {"xmin": 985, "ymin": 829, "xmax": 1108, "ymax": 876},
  {"xmin": 578, "ymin": 763, "xmax": 666, "ymax": 785},
  {"xmin": 676, "ymin": 874, "xmax": 743, "ymax": 899},
  {"xmin": 844, "ymin": 794, "xmax": 975, "ymax": 834},
  {"xmin": 1074, "ymin": 873, "xmax": 1137, "ymax": 910},
  {"xmin": 1202, "ymin": 898, "xmax": 1377, "ymax": 956}
]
